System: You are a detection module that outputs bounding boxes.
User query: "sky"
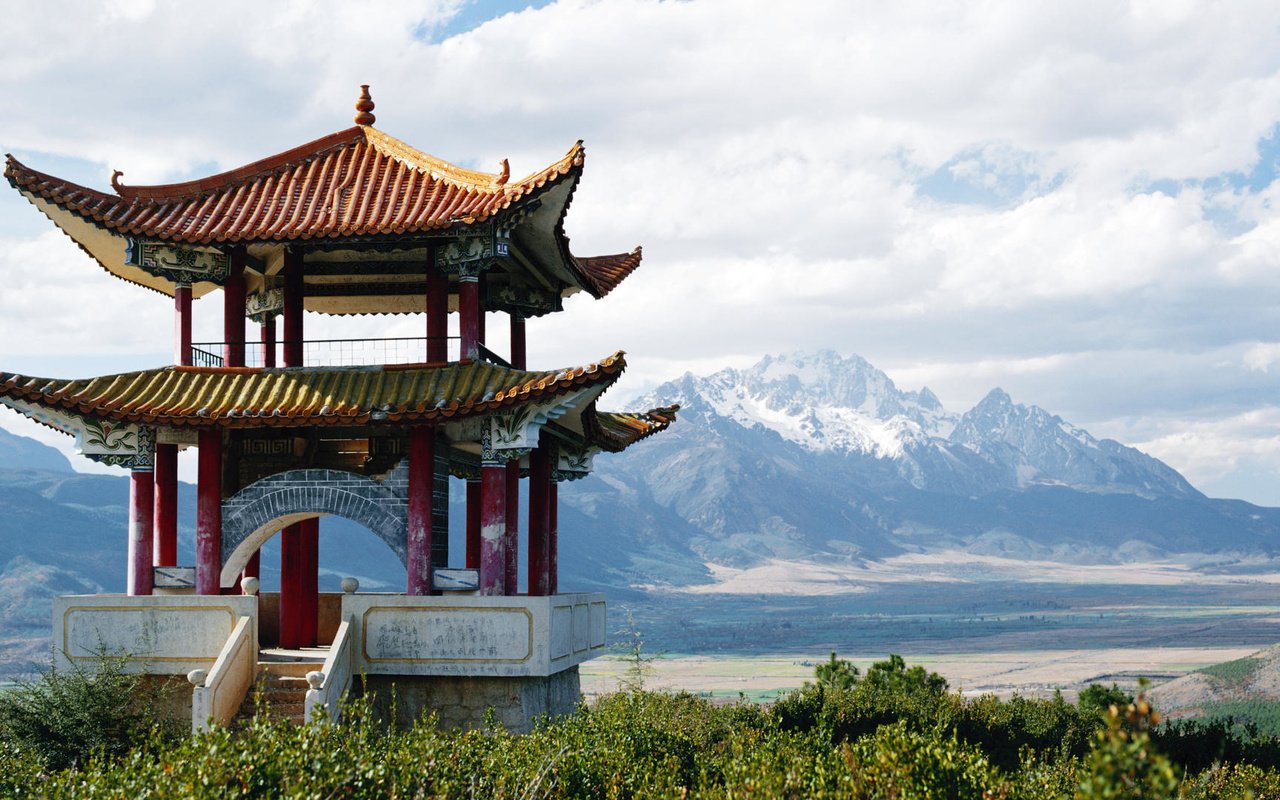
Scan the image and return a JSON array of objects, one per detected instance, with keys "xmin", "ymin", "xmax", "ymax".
[{"xmin": 2, "ymin": 0, "xmax": 1280, "ymax": 503}]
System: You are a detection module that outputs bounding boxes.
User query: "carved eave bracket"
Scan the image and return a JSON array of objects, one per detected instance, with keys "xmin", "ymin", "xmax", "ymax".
[
  {"xmin": 440, "ymin": 391, "xmax": 592, "ymax": 466},
  {"xmin": 436, "ymin": 227, "xmax": 510, "ymax": 277},
  {"xmin": 125, "ymin": 237, "xmax": 231, "ymax": 286},
  {"xmin": 485, "ymin": 390, "xmax": 590, "ymax": 456},
  {"xmin": 0, "ymin": 398, "xmax": 156, "ymax": 470},
  {"xmin": 485, "ymin": 283, "xmax": 561, "ymax": 316},
  {"xmin": 246, "ymin": 287, "xmax": 284, "ymax": 323},
  {"xmin": 553, "ymin": 447, "xmax": 598, "ymax": 482}
]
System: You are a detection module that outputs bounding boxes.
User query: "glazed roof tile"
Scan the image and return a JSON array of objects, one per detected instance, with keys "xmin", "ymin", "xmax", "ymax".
[
  {"xmin": 0, "ymin": 354, "xmax": 626, "ymax": 429},
  {"xmin": 573, "ymin": 247, "xmax": 644, "ymax": 298},
  {"xmin": 4, "ymin": 128, "xmax": 583, "ymax": 245},
  {"xmin": 588, "ymin": 404, "xmax": 680, "ymax": 452}
]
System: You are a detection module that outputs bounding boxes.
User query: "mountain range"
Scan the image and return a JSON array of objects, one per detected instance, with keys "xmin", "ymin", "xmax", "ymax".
[{"xmin": 557, "ymin": 351, "xmax": 1280, "ymax": 591}]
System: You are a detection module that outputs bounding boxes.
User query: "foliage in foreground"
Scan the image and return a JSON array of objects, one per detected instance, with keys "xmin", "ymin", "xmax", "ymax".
[
  {"xmin": 5, "ymin": 653, "xmax": 1280, "ymax": 797},
  {"xmin": 0, "ymin": 651, "xmax": 181, "ymax": 772}
]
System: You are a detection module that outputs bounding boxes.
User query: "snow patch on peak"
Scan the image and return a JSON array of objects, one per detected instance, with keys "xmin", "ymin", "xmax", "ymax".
[{"xmin": 658, "ymin": 350, "xmax": 958, "ymax": 457}]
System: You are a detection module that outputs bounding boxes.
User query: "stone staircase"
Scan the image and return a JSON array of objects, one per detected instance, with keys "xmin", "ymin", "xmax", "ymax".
[{"xmin": 235, "ymin": 650, "xmax": 325, "ymax": 726}]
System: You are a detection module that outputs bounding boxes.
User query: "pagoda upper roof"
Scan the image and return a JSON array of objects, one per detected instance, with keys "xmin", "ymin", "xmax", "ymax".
[
  {"xmin": 4, "ymin": 94, "xmax": 644, "ymax": 309},
  {"xmin": 6, "ymin": 127, "xmax": 578, "ymax": 245}
]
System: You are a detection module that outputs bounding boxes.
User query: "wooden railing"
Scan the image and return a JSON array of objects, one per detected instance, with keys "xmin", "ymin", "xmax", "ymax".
[
  {"xmin": 189, "ymin": 615, "xmax": 256, "ymax": 733},
  {"xmin": 303, "ymin": 616, "xmax": 354, "ymax": 723}
]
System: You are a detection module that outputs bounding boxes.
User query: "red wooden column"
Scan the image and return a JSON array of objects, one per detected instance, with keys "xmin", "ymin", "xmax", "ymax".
[
  {"xmin": 279, "ymin": 525, "xmax": 304, "ymax": 648},
  {"xmin": 158, "ymin": 281, "xmax": 191, "ymax": 574},
  {"xmin": 260, "ymin": 315, "xmax": 277, "ymax": 368},
  {"xmin": 549, "ymin": 480, "xmax": 559, "ymax": 596},
  {"xmin": 479, "ymin": 458, "xmax": 507, "ymax": 595},
  {"xmin": 465, "ymin": 479, "xmax": 481, "ymax": 568},
  {"xmin": 174, "ymin": 283, "xmax": 192, "ymax": 366},
  {"xmin": 128, "ymin": 468, "xmax": 155, "ymax": 596},
  {"xmin": 223, "ymin": 250, "xmax": 247, "ymax": 367},
  {"xmin": 300, "ymin": 518, "xmax": 319, "ymax": 646},
  {"xmin": 283, "ymin": 248, "xmax": 304, "ymax": 367},
  {"xmin": 505, "ymin": 312, "xmax": 525, "ymax": 594},
  {"xmin": 527, "ymin": 440, "xmax": 551, "ymax": 597},
  {"xmin": 152, "ymin": 443, "xmax": 178, "ymax": 567},
  {"xmin": 504, "ymin": 462, "xmax": 519, "ymax": 594},
  {"xmin": 406, "ymin": 427, "xmax": 435, "ymax": 595},
  {"xmin": 458, "ymin": 270, "xmax": 481, "ymax": 360},
  {"xmin": 279, "ymin": 247, "xmax": 316, "ymax": 646},
  {"xmin": 248, "ymin": 312, "xmax": 275, "ymax": 586},
  {"xmin": 426, "ymin": 257, "xmax": 448, "ymax": 363},
  {"xmin": 510, "ymin": 313, "xmax": 526, "ymax": 370},
  {"xmin": 196, "ymin": 429, "xmax": 223, "ymax": 595}
]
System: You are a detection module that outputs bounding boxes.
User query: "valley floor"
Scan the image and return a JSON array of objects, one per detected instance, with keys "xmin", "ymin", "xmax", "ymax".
[
  {"xmin": 581, "ymin": 646, "xmax": 1256, "ymax": 703},
  {"xmin": 589, "ymin": 579, "xmax": 1280, "ymax": 703}
]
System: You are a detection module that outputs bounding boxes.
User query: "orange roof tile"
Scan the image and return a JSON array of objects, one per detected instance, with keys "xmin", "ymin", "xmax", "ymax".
[
  {"xmin": 573, "ymin": 247, "xmax": 644, "ymax": 298},
  {"xmin": 587, "ymin": 404, "xmax": 680, "ymax": 452},
  {"xmin": 4, "ymin": 128, "xmax": 583, "ymax": 245},
  {"xmin": 0, "ymin": 353, "xmax": 626, "ymax": 429}
]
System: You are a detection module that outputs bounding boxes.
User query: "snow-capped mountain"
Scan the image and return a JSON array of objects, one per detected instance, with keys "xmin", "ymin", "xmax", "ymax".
[
  {"xmin": 642, "ymin": 350, "xmax": 1194, "ymax": 500},
  {"xmin": 685, "ymin": 351, "xmax": 954, "ymax": 458},
  {"xmin": 950, "ymin": 387, "xmax": 1200, "ymax": 499},
  {"xmin": 553, "ymin": 350, "xmax": 1275, "ymax": 588}
]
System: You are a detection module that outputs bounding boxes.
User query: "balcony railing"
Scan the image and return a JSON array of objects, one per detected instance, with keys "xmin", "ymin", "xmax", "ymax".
[{"xmin": 190, "ymin": 337, "xmax": 463, "ymax": 368}]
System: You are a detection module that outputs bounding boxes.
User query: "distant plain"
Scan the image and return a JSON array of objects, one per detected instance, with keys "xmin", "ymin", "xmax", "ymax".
[{"xmin": 588, "ymin": 578, "xmax": 1280, "ymax": 702}]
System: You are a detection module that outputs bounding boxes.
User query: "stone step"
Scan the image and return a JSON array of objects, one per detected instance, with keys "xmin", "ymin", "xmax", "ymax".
[
  {"xmin": 230, "ymin": 659, "xmax": 324, "ymax": 727},
  {"xmin": 258, "ymin": 661, "xmax": 321, "ymax": 679}
]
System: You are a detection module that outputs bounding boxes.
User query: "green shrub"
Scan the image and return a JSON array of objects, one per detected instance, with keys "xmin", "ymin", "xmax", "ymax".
[
  {"xmin": 1077, "ymin": 693, "xmax": 1180, "ymax": 799},
  {"xmin": 846, "ymin": 720, "xmax": 1003, "ymax": 799},
  {"xmin": 0, "ymin": 652, "xmax": 180, "ymax": 770},
  {"xmin": 7, "ymin": 654, "xmax": 1280, "ymax": 798}
]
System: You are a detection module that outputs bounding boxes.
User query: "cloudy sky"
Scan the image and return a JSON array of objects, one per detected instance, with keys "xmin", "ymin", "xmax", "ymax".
[{"xmin": 2, "ymin": 0, "xmax": 1280, "ymax": 503}]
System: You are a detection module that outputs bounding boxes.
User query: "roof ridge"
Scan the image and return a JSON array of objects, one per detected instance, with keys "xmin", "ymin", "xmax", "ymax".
[
  {"xmin": 361, "ymin": 127, "xmax": 504, "ymax": 188},
  {"xmin": 111, "ymin": 127, "xmax": 367, "ymax": 202}
]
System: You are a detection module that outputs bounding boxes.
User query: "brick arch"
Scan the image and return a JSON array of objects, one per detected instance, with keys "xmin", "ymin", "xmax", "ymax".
[{"xmin": 219, "ymin": 468, "xmax": 408, "ymax": 588}]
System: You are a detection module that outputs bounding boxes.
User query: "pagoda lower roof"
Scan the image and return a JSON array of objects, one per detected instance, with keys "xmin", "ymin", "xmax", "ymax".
[
  {"xmin": 590, "ymin": 406, "xmax": 680, "ymax": 452},
  {"xmin": 0, "ymin": 355, "xmax": 628, "ymax": 429}
]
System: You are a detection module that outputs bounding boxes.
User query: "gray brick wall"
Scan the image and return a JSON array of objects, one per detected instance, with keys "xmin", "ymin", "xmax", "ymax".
[{"xmin": 221, "ymin": 464, "xmax": 410, "ymax": 567}]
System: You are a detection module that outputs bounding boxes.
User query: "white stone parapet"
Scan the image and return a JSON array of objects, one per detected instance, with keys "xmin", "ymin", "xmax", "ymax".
[
  {"xmin": 53, "ymin": 594, "xmax": 259, "ymax": 674},
  {"xmin": 342, "ymin": 593, "xmax": 606, "ymax": 678}
]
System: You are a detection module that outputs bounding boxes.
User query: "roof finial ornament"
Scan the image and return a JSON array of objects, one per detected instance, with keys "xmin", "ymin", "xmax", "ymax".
[
  {"xmin": 354, "ymin": 85, "xmax": 376, "ymax": 126},
  {"xmin": 110, "ymin": 170, "xmax": 125, "ymax": 194},
  {"xmin": 496, "ymin": 158, "xmax": 509, "ymax": 186}
]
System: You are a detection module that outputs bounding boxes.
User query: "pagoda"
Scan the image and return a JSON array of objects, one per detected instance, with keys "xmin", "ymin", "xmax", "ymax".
[{"xmin": 0, "ymin": 87, "xmax": 676, "ymax": 730}]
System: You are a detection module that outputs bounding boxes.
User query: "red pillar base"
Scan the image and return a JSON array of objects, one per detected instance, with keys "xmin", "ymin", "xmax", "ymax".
[
  {"xmin": 504, "ymin": 461, "xmax": 520, "ymax": 594},
  {"xmin": 196, "ymin": 430, "xmax": 223, "ymax": 595},
  {"xmin": 479, "ymin": 463, "xmax": 507, "ymax": 596},
  {"xmin": 279, "ymin": 522, "xmax": 304, "ymax": 649},
  {"xmin": 466, "ymin": 479, "xmax": 481, "ymax": 569},
  {"xmin": 128, "ymin": 470, "xmax": 154, "ymax": 596},
  {"xmin": 406, "ymin": 427, "xmax": 435, "ymax": 595},
  {"xmin": 153, "ymin": 443, "xmax": 178, "ymax": 567}
]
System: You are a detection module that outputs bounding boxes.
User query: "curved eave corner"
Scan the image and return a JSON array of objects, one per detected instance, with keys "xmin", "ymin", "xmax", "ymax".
[{"xmin": 585, "ymin": 403, "xmax": 680, "ymax": 453}]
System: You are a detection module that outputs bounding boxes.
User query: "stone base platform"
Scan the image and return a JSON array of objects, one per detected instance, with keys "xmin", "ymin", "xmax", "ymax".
[{"xmin": 357, "ymin": 667, "xmax": 581, "ymax": 733}]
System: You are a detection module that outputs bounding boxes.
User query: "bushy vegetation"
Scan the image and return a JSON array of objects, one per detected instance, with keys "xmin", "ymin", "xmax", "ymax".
[
  {"xmin": 7, "ymin": 653, "xmax": 1280, "ymax": 797},
  {"xmin": 0, "ymin": 652, "xmax": 181, "ymax": 773}
]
